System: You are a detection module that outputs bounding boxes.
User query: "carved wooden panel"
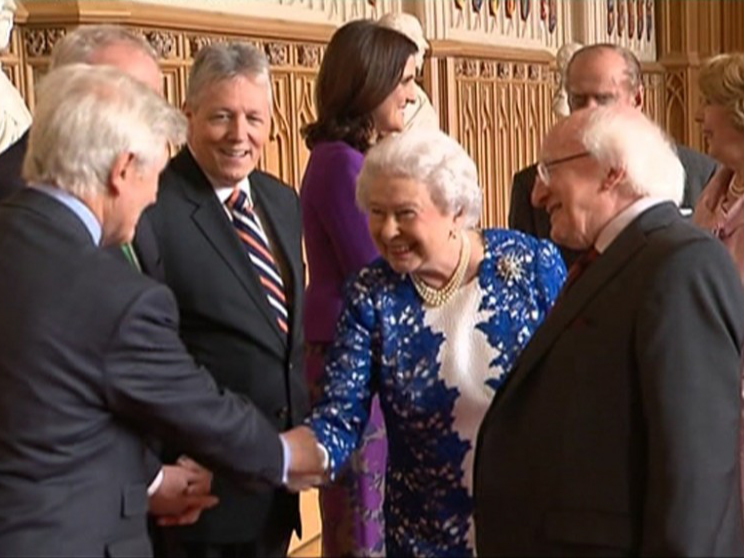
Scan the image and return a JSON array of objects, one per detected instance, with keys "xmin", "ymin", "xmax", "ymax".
[
  {"xmin": 642, "ymin": 69, "xmax": 665, "ymax": 128},
  {"xmin": 452, "ymin": 55, "xmax": 555, "ymax": 228},
  {"xmin": 664, "ymin": 70, "xmax": 687, "ymax": 147},
  {"xmin": 5, "ymin": 1, "xmax": 714, "ymax": 231}
]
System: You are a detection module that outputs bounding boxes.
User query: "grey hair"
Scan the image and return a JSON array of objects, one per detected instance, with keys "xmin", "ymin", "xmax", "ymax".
[
  {"xmin": 579, "ymin": 106, "xmax": 684, "ymax": 205},
  {"xmin": 186, "ymin": 42, "xmax": 272, "ymax": 108},
  {"xmin": 23, "ymin": 64, "xmax": 186, "ymax": 198},
  {"xmin": 357, "ymin": 129, "xmax": 482, "ymax": 227},
  {"xmin": 50, "ymin": 24, "xmax": 157, "ymax": 69}
]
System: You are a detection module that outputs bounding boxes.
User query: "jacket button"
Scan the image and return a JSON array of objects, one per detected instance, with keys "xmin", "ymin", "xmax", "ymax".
[{"xmin": 276, "ymin": 406, "xmax": 289, "ymax": 422}]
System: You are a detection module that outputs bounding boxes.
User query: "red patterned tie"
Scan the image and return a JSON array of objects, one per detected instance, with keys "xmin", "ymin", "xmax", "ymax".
[
  {"xmin": 226, "ymin": 187, "xmax": 289, "ymax": 337},
  {"xmin": 561, "ymin": 246, "xmax": 600, "ymax": 295}
]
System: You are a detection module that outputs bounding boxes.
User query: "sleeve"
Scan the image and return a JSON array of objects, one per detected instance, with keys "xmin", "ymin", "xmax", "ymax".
[
  {"xmin": 508, "ymin": 168, "xmax": 538, "ymax": 235},
  {"xmin": 305, "ymin": 273, "xmax": 378, "ymax": 478},
  {"xmin": 635, "ymin": 239, "xmax": 744, "ymax": 555},
  {"xmin": 102, "ymin": 284, "xmax": 285, "ymax": 489},
  {"xmin": 311, "ymin": 150, "xmax": 379, "ymax": 275}
]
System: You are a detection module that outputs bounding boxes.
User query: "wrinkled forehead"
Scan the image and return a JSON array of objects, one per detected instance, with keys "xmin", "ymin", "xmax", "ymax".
[
  {"xmin": 566, "ymin": 51, "xmax": 629, "ymax": 92},
  {"xmin": 541, "ymin": 117, "xmax": 585, "ymax": 159}
]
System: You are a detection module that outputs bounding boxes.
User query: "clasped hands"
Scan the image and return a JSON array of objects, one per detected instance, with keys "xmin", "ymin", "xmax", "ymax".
[
  {"xmin": 149, "ymin": 455, "xmax": 218, "ymax": 526},
  {"xmin": 148, "ymin": 426, "xmax": 326, "ymax": 525},
  {"xmin": 280, "ymin": 425, "xmax": 329, "ymax": 492}
]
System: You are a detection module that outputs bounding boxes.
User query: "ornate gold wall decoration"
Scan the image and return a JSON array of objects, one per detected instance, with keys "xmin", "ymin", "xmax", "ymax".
[
  {"xmin": 451, "ymin": 51, "xmax": 554, "ymax": 227},
  {"xmin": 24, "ymin": 26, "xmax": 65, "ymax": 57},
  {"xmin": 3, "ymin": 0, "xmax": 730, "ymax": 230}
]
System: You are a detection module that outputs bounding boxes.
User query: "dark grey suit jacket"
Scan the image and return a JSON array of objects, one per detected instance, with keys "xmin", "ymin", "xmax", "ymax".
[
  {"xmin": 0, "ymin": 130, "xmax": 27, "ymax": 199},
  {"xmin": 508, "ymin": 145, "xmax": 717, "ymax": 267},
  {"xmin": 147, "ymin": 148, "xmax": 308, "ymax": 543},
  {"xmin": 475, "ymin": 202, "xmax": 744, "ymax": 556},
  {"xmin": 0, "ymin": 189, "xmax": 284, "ymax": 557}
]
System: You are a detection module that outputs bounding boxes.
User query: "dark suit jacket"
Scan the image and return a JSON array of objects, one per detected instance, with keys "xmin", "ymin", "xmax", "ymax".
[
  {"xmin": 146, "ymin": 148, "xmax": 308, "ymax": 543},
  {"xmin": 508, "ymin": 145, "xmax": 717, "ymax": 267},
  {"xmin": 0, "ymin": 189, "xmax": 284, "ymax": 557},
  {"xmin": 474, "ymin": 202, "xmax": 744, "ymax": 557},
  {"xmin": 0, "ymin": 130, "xmax": 27, "ymax": 199}
]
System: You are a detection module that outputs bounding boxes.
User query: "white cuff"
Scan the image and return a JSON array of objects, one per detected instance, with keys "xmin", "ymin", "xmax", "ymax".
[{"xmin": 147, "ymin": 468, "xmax": 165, "ymax": 496}]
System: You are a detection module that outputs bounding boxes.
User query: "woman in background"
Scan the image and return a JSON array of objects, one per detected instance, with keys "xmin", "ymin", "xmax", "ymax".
[
  {"xmin": 378, "ymin": 12, "xmax": 439, "ymax": 131},
  {"xmin": 693, "ymin": 52, "xmax": 744, "ymax": 516},
  {"xmin": 300, "ymin": 19, "xmax": 417, "ymax": 557},
  {"xmin": 307, "ymin": 129, "xmax": 566, "ymax": 556}
]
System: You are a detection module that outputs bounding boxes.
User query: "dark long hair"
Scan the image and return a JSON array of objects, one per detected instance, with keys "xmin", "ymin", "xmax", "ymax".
[{"xmin": 302, "ymin": 19, "xmax": 418, "ymax": 152}]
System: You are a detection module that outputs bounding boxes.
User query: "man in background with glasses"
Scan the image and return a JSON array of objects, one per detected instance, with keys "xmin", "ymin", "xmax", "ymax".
[{"xmin": 508, "ymin": 43, "xmax": 716, "ymax": 266}]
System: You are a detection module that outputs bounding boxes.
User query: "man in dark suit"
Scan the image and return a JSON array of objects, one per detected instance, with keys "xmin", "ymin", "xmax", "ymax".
[
  {"xmin": 509, "ymin": 43, "xmax": 717, "ymax": 267},
  {"xmin": 475, "ymin": 105, "xmax": 744, "ymax": 556},
  {"xmin": 0, "ymin": 25, "xmax": 211, "ymax": 526},
  {"xmin": 0, "ymin": 64, "xmax": 323, "ymax": 558},
  {"xmin": 146, "ymin": 42, "xmax": 308, "ymax": 558}
]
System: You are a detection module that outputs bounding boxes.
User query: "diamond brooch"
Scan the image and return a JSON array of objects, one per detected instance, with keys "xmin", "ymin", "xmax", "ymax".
[{"xmin": 497, "ymin": 252, "xmax": 525, "ymax": 283}]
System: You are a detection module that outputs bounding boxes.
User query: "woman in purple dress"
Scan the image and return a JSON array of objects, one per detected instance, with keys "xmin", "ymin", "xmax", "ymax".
[{"xmin": 300, "ymin": 19, "xmax": 417, "ymax": 557}]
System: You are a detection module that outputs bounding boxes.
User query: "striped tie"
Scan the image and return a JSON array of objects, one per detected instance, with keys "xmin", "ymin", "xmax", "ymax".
[{"xmin": 226, "ymin": 188, "xmax": 289, "ymax": 336}]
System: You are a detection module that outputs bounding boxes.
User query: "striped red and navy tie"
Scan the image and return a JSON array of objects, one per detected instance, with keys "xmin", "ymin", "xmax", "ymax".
[{"xmin": 226, "ymin": 187, "xmax": 289, "ymax": 337}]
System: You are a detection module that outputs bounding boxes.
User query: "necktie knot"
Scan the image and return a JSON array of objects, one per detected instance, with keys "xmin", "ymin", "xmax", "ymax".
[
  {"xmin": 563, "ymin": 246, "xmax": 600, "ymax": 293},
  {"xmin": 227, "ymin": 187, "xmax": 250, "ymax": 214}
]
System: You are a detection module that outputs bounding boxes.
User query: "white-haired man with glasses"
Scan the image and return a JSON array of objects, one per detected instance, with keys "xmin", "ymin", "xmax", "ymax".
[
  {"xmin": 475, "ymin": 104, "xmax": 744, "ymax": 557},
  {"xmin": 508, "ymin": 43, "xmax": 716, "ymax": 267}
]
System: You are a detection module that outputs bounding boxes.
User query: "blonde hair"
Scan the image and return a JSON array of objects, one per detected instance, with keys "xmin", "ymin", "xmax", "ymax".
[{"xmin": 699, "ymin": 53, "xmax": 744, "ymax": 132}]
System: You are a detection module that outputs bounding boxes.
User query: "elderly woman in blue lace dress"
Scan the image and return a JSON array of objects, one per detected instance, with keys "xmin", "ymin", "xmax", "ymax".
[{"xmin": 306, "ymin": 129, "xmax": 566, "ymax": 556}]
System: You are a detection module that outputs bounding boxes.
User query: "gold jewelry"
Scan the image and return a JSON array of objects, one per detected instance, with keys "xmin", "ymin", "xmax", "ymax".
[{"xmin": 410, "ymin": 232, "xmax": 471, "ymax": 307}]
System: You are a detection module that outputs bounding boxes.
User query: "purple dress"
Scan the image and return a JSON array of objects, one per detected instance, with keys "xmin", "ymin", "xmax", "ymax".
[{"xmin": 300, "ymin": 140, "xmax": 386, "ymax": 556}]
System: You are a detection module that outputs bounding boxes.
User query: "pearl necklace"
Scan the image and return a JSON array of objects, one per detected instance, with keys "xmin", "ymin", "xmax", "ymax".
[{"xmin": 410, "ymin": 232, "xmax": 471, "ymax": 307}]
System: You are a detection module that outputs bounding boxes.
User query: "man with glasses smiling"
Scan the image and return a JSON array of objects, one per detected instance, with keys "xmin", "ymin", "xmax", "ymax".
[
  {"xmin": 509, "ymin": 43, "xmax": 716, "ymax": 266},
  {"xmin": 475, "ymin": 104, "xmax": 744, "ymax": 557}
]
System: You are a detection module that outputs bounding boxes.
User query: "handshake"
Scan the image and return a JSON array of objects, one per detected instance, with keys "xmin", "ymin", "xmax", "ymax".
[
  {"xmin": 280, "ymin": 425, "xmax": 329, "ymax": 492},
  {"xmin": 147, "ymin": 426, "xmax": 327, "ymax": 526}
]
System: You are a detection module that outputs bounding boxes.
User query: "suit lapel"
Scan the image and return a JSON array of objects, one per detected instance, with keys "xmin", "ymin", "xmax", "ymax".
[
  {"xmin": 496, "ymin": 203, "xmax": 678, "ymax": 408},
  {"xmin": 251, "ymin": 173, "xmax": 300, "ymax": 347},
  {"xmin": 173, "ymin": 150, "xmax": 286, "ymax": 344}
]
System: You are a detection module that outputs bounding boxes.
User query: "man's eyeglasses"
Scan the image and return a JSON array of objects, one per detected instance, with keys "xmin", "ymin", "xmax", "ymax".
[{"xmin": 536, "ymin": 151, "xmax": 591, "ymax": 184}]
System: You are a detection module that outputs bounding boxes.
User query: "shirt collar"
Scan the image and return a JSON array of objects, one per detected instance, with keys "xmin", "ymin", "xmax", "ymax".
[
  {"xmin": 213, "ymin": 176, "xmax": 252, "ymax": 207},
  {"xmin": 187, "ymin": 144, "xmax": 253, "ymax": 207},
  {"xmin": 29, "ymin": 184, "xmax": 102, "ymax": 245},
  {"xmin": 594, "ymin": 197, "xmax": 666, "ymax": 253}
]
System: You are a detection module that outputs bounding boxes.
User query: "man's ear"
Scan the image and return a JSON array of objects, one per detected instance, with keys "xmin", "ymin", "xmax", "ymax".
[
  {"xmin": 453, "ymin": 206, "xmax": 466, "ymax": 227},
  {"xmin": 601, "ymin": 166, "xmax": 627, "ymax": 192},
  {"xmin": 108, "ymin": 152, "xmax": 136, "ymax": 197},
  {"xmin": 633, "ymin": 85, "xmax": 645, "ymax": 110}
]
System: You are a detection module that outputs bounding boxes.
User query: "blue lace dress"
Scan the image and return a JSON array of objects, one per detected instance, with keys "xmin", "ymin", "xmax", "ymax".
[{"xmin": 308, "ymin": 229, "xmax": 566, "ymax": 556}]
